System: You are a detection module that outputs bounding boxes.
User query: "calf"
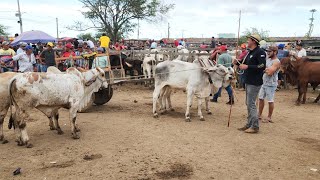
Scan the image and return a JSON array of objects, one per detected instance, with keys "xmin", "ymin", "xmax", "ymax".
[{"xmin": 152, "ymin": 60, "xmax": 228, "ymax": 121}]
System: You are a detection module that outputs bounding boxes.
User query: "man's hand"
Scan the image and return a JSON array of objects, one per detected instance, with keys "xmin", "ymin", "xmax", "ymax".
[
  {"xmin": 0, "ymin": 61, "xmax": 5, "ymax": 66},
  {"xmin": 239, "ymin": 64, "xmax": 248, "ymax": 70}
]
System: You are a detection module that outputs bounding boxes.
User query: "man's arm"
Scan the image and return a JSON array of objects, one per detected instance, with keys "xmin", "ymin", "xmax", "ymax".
[
  {"xmin": 265, "ymin": 60, "xmax": 280, "ymax": 76},
  {"xmin": 247, "ymin": 52, "xmax": 266, "ymax": 69}
]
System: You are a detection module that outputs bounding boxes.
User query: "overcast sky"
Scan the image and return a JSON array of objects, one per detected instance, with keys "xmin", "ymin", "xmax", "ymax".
[{"xmin": 1, "ymin": 0, "xmax": 320, "ymax": 39}]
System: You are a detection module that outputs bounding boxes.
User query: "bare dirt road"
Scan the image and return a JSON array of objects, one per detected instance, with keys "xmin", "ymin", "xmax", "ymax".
[{"xmin": 1, "ymin": 84, "xmax": 320, "ymax": 180}]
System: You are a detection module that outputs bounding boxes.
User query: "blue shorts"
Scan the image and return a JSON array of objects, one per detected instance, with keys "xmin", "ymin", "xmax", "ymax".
[{"xmin": 258, "ymin": 86, "xmax": 277, "ymax": 102}]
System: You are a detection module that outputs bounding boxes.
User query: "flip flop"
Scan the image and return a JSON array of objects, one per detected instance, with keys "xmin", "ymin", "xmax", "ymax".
[{"xmin": 263, "ymin": 117, "xmax": 274, "ymax": 123}]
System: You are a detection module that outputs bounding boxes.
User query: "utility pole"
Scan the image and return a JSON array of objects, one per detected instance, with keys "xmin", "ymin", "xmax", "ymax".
[
  {"xmin": 16, "ymin": 0, "xmax": 23, "ymax": 33},
  {"xmin": 181, "ymin": 29, "xmax": 185, "ymax": 38},
  {"xmin": 56, "ymin": 17, "xmax": 59, "ymax": 38},
  {"xmin": 137, "ymin": 18, "xmax": 140, "ymax": 39},
  {"xmin": 306, "ymin": 9, "xmax": 316, "ymax": 38},
  {"xmin": 167, "ymin": 22, "xmax": 170, "ymax": 39}
]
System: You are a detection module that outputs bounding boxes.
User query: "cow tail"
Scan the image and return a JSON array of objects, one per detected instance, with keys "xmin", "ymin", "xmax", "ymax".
[{"xmin": 8, "ymin": 78, "xmax": 17, "ymax": 130}]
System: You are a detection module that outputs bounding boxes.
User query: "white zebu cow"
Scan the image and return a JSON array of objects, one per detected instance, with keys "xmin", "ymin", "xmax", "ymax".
[
  {"xmin": 143, "ymin": 49, "xmax": 170, "ymax": 78},
  {"xmin": 152, "ymin": 60, "xmax": 228, "ymax": 121},
  {"xmin": 176, "ymin": 46, "xmax": 189, "ymax": 61},
  {"xmin": 8, "ymin": 67, "xmax": 108, "ymax": 147},
  {"xmin": 0, "ymin": 72, "xmax": 17, "ymax": 143},
  {"xmin": 158, "ymin": 59, "xmax": 235, "ymax": 114}
]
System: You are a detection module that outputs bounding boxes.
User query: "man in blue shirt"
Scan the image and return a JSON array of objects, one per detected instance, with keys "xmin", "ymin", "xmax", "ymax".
[{"xmin": 276, "ymin": 44, "xmax": 289, "ymax": 90}]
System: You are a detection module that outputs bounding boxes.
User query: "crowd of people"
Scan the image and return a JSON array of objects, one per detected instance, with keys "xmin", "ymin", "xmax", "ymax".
[{"xmin": 0, "ymin": 33, "xmax": 122, "ymax": 73}]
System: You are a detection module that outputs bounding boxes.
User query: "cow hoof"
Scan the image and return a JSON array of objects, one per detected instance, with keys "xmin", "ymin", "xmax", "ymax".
[
  {"xmin": 2, "ymin": 139, "xmax": 9, "ymax": 144},
  {"xmin": 207, "ymin": 111, "xmax": 212, "ymax": 115},
  {"xmin": 295, "ymin": 102, "xmax": 301, "ymax": 106},
  {"xmin": 160, "ymin": 110, "xmax": 167, "ymax": 115},
  {"xmin": 57, "ymin": 129, "xmax": 64, "ymax": 135},
  {"xmin": 200, "ymin": 117, "xmax": 205, "ymax": 121},
  {"xmin": 314, "ymin": 100, "xmax": 319, "ymax": 103},
  {"xmin": 185, "ymin": 117, "xmax": 191, "ymax": 122},
  {"xmin": 170, "ymin": 108, "xmax": 175, "ymax": 112},
  {"xmin": 153, "ymin": 113, "xmax": 159, "ymax": 118},
  {"xmin": 0, "ymin": 135, "xmax": 4, "ymax": 141},
  {"xmin": 302, "ymin": 101, "xmax": 306, "ymax": 104},
  {"xmin": 17, "ymin": 141, "xmax": 24, "ymax": 146},
  {"xmin": 72, "ymin": 133, "xmax": 80, "ymax": 139},
  {"xmin": 26, "ymin": 143, "xmax": 33, "ymax": 148},
  {"xmin": 75, "ymin": 127, "xmax": 81, "ymax": 132},
  {"xmin": 50, "ymin": 126, "xmax": 56, "ymax": 130}
]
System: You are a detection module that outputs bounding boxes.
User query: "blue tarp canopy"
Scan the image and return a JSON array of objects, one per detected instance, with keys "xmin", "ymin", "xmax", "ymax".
[{"xmin": 11, "ymin": 30, "xmax": 56, "ymax": 46}]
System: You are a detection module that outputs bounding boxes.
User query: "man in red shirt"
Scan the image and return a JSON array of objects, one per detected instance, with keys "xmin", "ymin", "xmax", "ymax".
[
  {"xmin": 174, "ymin": 39, "xmax": 179, "ymax": 47},
  {"xmin": 61, "ymin": 43, "xmax": 75, "ymax": 71},
  {"xmin": 235, "ymin": 43, "xmax": 248, "ymax": 90}
]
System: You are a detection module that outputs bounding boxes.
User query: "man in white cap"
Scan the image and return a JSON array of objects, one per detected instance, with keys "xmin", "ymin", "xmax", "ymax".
[
  {"xmin": 238, "ymin": 34, "xmax": 266, "ymax": 133},
  {"xmin": 17, "ymin": 42, "xmax": 28, "ymax": 55}
]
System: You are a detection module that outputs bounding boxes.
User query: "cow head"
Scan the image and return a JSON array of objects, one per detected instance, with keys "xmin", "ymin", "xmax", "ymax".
[
  {"xmin": 203, "ymin": 64, "xmax": 228, "ymax": 88},
  {"xmin": 83, "ymin": 68, "xmax": 108, "ymax": 89},
  {"xmin": 222, "ymin": 67, "xmax": 236, "ymax": 87}
]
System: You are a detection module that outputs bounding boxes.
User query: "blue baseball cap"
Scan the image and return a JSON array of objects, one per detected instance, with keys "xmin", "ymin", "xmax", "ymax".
[
  {"xmin": 25, "ymin": 45, "xmax": 33, "ymax": 50},
  {"xmin": 278, "ymin": 44, "xmax": 285, "ymax": 49}
]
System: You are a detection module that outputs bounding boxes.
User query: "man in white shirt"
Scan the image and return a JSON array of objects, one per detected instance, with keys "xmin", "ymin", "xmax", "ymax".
[
  {"xmin": 86, "ymin": 39, "xmax": 95, "ymax": 50},
  {"xmin": 17, "ymin": 42, "xmax": 27, "ymax": 55},
  {"xmin": 12, "ymin": 45, "xmax": 36, "ymax": 72},
  {"xmin": 293, "ymin": 41, "xmax": 306, "ymax": 58}
]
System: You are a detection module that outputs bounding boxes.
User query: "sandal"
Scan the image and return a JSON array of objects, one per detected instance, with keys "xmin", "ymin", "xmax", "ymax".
[{"xmin": 262, "ymin": 117, "xmax": 274, "ymax": 123}]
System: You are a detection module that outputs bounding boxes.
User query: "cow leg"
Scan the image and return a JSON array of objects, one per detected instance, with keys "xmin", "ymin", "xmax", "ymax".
[
  {"xmin": 153, "ymin": 86, "xmax": 162, "ymax": 118},
  {"xmin": 14, "ymin": 111, "xmax": 32, "ymax": 148},
  {"xmin": 302, "ymin": 84, "xmax": 308, "ymax": 104},
  {"xmin": 314, "ymin": 93, "xmax": 320, "ymax": 103},
  {"xmin": 0, "ymin": 115, "xmax": 4, "ymax": 142},
  {"xmin": 69, "ymin": 108, "xmax": 80, "ymax": 139},
  {"xmin": 296, "ymin": 84, "xmax": 302, "ymax": 105},
  {"xmin": 52, "ymin": 110, "xmax": 64, "ymax": 135},
  {"xmin": 205, "ymin": 97, "xmax": 212, "ymax": 115},
  {"xmin": 166, "ymin": 89, "xmax": 174, "ymax": 111},
  {"xmin": 185, "ymin": 89, "xmax": 194, "ymax": 122},
  {"xmin": 159, "ymin": 88, "xmax": 167, "ymax": 114},
  {"xmin": 197, "ymin": 98, "xmax": 205, "ymax": 121}
]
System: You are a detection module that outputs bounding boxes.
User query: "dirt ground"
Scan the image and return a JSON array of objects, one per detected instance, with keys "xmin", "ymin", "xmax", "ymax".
[{"xmin": 1, "ymin": 84, "xmax": 320, "ymax": 180}]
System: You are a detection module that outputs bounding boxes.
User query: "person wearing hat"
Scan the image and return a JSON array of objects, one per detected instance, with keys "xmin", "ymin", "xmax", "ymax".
[
  {"xmin": 0, "ymin": 41, "xmax": 16, "ymax": 72},
  {"xmin": 75, "ymin": 44, "xmax": 89, "ymax": 69},
  {"xmin": 212, "ymin": 45, "xmax": 234, "ymax": 104},
  {"xmin": 17, "ymin": 42, "xmax": 28, "ymax": 55},
  {"xmin": 91, "ymin": 47, "xmax": 109, "ymax": 71},
  {"xmin": 292, "ymin": 40, "xmax": 306, "ymax": 58},
  {"xmin": 258, "ymin": 46, "xmax": 281, "ymax": 123},
  {"xmin": 238, "ymin": 34, "xmax": 266, "ymax": 134},
  {"xmin": 39, "ymin": 42, "xmax": 56, "ymax": 72},
  {"xmin": 10, "ymin": 45, "xmax": 36, "ymax": 72},
  {"xmin": 61, "ymin": 43, "xmax": 76, "ymax": 71}
]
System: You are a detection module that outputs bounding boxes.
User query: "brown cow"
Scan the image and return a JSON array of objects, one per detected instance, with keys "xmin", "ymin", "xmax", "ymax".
[{"xmin": 281, "ymin": 57, "xmax": 320, "ymax": 105}]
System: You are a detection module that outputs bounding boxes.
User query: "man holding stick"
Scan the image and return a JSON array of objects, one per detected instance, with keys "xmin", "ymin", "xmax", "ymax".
[{"xmin": 238, "ymin": 34, "xmax": 266, "ymax": 134}]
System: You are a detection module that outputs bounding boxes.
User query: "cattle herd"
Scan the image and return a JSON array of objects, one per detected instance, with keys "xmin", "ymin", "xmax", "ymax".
[{"xmin": 0, "ymin": 45, "xmax": 319, "ymax": 148}]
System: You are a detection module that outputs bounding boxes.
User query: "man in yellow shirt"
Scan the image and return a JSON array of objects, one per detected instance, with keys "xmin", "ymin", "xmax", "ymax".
[
  {"xmin": 0, "ymin": 41, "xmax": 16, "ymax": 72},
  {"xmin": 99, "ymin": 33, "xmax": 110, "ymax": 51}
]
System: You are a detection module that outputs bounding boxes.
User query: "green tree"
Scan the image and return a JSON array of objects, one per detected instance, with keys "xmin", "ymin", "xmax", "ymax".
[
  {"xmin": 77, "ymin": 33, "xmax": 96, "ymax": 41},
  {"xmin": 68, "ymin": 0, "xmax": 174, "ymax": 42},
  {"xmin": 0, "ymin": 24, "xmax": 8, "ymax": 36},
  {"xmin": 239, "ymin": 27, "xmax": 269, "ymax": 44}
]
